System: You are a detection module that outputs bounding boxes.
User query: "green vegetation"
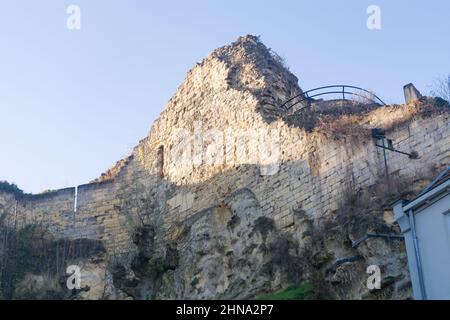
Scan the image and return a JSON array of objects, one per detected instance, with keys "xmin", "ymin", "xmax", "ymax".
[
  {"xmin": 0, "ymin": 181, "xmax": 24, "ymax": 198},
  {"xmin": 434, "ymin": 96, "xmax": 450, "ymax": 108},
  {"xmin": 0, "ymin": 220, "xmax": 105, "ymax": 299},
  {"xmin": 258, "ymin": 283, "xmax": 314, "ymax": 300}
]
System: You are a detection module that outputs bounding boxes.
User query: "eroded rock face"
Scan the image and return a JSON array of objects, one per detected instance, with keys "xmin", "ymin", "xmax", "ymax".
[
  {"xmin": 112, "ymin": 189, "xmax": 304, "ymax": 299},
  {"xmin": 112, "ymin": 179, "xmax": 418, "ymax": 300},
  {"xmin": 0, "ymin": 222, "xmax": 108, "ymax": 300},
  {"xmin": 13, "ymin": 255, "xmax": 109, "ymax": 300},
  {"xmin": 303, "ymin": 230, "xmax": 411, "ymax": 300},
  {"xmin": 295, "ymin": 181, "xmax": 419, "ymax": 300}
]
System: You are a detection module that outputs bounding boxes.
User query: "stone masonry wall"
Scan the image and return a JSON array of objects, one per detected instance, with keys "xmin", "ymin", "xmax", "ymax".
[
  {"xmin": 1, "ymin": 35, "xmax": 449, "ymax": 260},
  {"xmin": 1, "ymin": 105, "xmax": 448, "ymax": 257}
]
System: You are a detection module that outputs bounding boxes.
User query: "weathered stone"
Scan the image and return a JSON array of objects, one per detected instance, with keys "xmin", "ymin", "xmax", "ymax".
[
  {"xmin": 403, "ymin": 83, "xmax": 422, "ymax": 104},
  {"xmin": 0, "ymin": 35, "xmax": 449, "ymax": 300}
]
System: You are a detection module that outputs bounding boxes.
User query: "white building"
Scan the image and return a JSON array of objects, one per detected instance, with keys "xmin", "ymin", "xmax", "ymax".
[{"xmin": 393, "ymin": 167, "xmax": 450, "ymax": 300}]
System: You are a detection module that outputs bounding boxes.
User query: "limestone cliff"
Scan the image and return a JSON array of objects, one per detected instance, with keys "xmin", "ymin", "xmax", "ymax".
[{"xmin": 1, "ymin": 35, "xmax": 449, "ymax": 299}]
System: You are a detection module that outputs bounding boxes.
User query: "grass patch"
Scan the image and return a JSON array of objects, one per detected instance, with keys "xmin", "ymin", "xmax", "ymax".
[{"xmin": 258, "ymin": 283, "xmax": 314, "ymax": 300}]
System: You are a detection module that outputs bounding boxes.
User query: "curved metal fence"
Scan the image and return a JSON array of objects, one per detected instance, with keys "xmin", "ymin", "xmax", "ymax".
[{"xmin": 280, "ymin": 85, "xmax": 387, "ymax": 111}]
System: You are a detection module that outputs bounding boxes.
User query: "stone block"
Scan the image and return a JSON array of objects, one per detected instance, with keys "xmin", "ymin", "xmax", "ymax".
[{"xmin": 403, "ymin": 83, "xmax": 422, "ymax": 104}]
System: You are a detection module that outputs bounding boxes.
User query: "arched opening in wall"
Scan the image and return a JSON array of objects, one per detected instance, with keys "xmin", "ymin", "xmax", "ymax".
[{"xmin": 157, "ymin": 145, "xmax": 164, "ymax": 178}]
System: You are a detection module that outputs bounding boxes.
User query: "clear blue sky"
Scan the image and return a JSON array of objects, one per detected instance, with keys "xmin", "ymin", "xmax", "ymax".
[{"xmin": 1, "ymin": 0, "xmax": 449, "ymax": 193}]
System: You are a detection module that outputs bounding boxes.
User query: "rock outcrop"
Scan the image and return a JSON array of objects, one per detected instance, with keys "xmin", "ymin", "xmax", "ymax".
[{"xmin": 1, "ymin": 35, "xmax": 450, "ymax": 299}]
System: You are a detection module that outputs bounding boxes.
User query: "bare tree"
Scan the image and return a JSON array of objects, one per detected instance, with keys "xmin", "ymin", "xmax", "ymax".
[{"xmin": 431, "ymin": 73, "xmax": 450, "ymax": 102}]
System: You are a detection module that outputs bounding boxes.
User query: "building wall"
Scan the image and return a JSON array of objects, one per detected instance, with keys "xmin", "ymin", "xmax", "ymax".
[{"xmin": 415, "ymin": 193, "xmax": 450, "ymax": 299}]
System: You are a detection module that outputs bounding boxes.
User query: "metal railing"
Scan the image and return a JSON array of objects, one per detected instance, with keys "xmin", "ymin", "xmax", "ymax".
[{"xmin": 280, "ymin": 85, "xmax": 387, "ymax": 111}]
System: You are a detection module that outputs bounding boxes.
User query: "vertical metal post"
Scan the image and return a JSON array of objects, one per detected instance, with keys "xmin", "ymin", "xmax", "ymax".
[
  {"xmin": 408, "ymin": 209, "xmax": 427, "ymax": 299},
  {"xmin": 381, "ymin": 138, "xmax": 390, "ymax": 190}
]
